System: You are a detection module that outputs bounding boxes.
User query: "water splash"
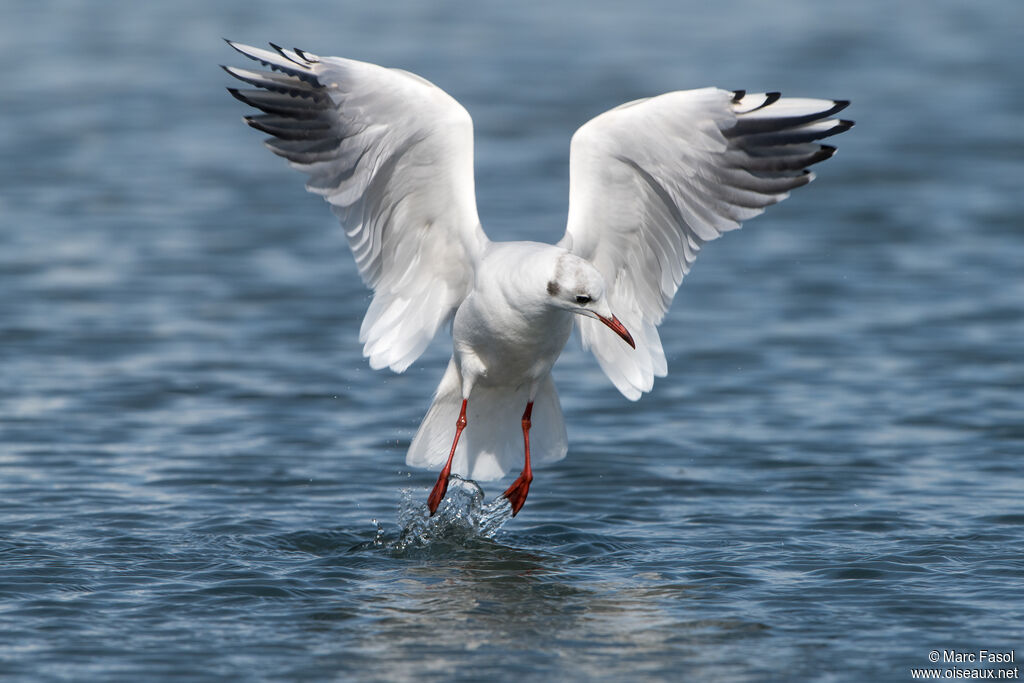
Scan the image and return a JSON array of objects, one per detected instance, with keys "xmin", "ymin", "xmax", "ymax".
[{"xmin": 389, "ymin": 475, "xmax": 513, "ymax": 549}]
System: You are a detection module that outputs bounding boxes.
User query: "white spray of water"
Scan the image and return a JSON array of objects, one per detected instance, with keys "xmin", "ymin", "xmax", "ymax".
[{"xmin": 377, "ymin": 475, "xmax": 513, "ymax": 549}]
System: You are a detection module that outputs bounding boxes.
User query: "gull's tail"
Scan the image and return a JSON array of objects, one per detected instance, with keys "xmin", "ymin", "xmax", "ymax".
[{"xmin": 407, "ymin": 359, "xmax": 568, "ymax": 481}]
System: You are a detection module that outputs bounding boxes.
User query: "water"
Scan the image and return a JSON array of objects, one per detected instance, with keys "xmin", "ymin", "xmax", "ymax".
[{"xmin": 2, "ymin": 0, "xmax": 1022, "ymax": 680}]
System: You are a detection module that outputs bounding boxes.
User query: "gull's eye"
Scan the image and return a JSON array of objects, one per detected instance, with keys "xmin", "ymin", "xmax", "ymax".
[{"xmin": 575, "ymin": 294, "xmax": 592, "ymax": 305}]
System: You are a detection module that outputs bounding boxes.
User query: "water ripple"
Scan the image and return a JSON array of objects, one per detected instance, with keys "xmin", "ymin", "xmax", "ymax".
[{"xmin": 3, "ymin": 0, "xmax": 1023, "ymax": 681}]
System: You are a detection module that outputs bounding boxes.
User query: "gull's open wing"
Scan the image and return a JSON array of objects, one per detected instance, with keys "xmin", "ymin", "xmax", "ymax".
[
  {"xmin": 560, "ymin": 88, "xmax": 851, "ymax": 399},
  {"xmin": 225, "ymin": 41, "xmax": 488, "ymax": 372}
]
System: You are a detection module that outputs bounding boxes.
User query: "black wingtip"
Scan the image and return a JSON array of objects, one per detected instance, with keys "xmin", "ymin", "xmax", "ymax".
[
  {"xmin": 731, "ymin": 89, "xmax": 746, "ymax": 103},
  {"xmin": 749, "ymin": 91, "xmax": 782, "ymax": 112},
  {"xmin": 242, "ymin": 115, "xmax": 284, "ymax": 138},
  {"xmin": 227, "ymin": 87, "xmax": 258, "ymax": 108},
  {"xmin": 220, "ymin": 64, "xmax": 248, "ymax": 82},
  {"xmin": 242, "ymin": 115, "xmax": 267, "ymax": 134},
  {"xmin": 224, "ymin": 39, "xmax": 246, "ymax": 55},
  {"xmin": 268, "ymin": 42, "xmax": 307, "ymax": 67},
  {"xmin": 836, "ymin": 119, "xmax": 855, "ymax": 133},
  {"xmin": 293, "ymin": 47, "xmax": 318, "ymax": 63},
  {"xmin": 801, "ymin": 144, "xmax": 838, "ymax": 167}
]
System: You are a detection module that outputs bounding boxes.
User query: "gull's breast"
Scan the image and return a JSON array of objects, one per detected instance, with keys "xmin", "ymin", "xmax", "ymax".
[{"xmin": 453, "ymin": 294, "xmax": 574, "ymax": 388}]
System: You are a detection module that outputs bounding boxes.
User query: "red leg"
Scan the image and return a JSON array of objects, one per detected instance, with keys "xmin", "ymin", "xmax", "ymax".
[
  {"xmin": 427, "ymin": 399, "xmax": 468, "ymax": 516},
  {"xmin": 502, "ymin": 401, "xmax": 534, "ymax": 516}
]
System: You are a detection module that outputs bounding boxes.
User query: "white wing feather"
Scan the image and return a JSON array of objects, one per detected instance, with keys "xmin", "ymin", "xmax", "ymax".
[
  {"xmin": 560, "ymin": 88, "xmax": 851, "ymax": 399},
  {"xmin": 225, "ymin": 42, "xmax": 488, "ymax": 372}
]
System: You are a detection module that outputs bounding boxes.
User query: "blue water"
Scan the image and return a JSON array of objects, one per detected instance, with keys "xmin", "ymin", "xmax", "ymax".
[{"xmin": 2, "ymin": 0, "xmax": 1022, "ymax": 680}]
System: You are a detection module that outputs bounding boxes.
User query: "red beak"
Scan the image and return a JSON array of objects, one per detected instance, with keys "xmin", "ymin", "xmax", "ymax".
[{"xmin": 596, "ymin": 314, "xmax": 635, "ymax": 349}]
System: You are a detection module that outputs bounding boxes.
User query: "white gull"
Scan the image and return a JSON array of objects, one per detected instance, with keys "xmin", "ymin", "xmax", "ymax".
[{"xmin": 224, "ymin": 41, "xmax": 852, "ymax": 516}]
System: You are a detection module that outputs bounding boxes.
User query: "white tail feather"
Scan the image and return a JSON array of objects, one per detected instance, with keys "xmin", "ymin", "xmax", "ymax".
[{"xmin": 406, "ymin": 359, "xmax": 568, "ymax": 481}]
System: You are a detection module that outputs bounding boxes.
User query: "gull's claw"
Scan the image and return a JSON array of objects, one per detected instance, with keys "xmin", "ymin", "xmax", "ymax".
[{"xmin": 501, "ymin": 472, "xmax": 532, "ymax": 517}]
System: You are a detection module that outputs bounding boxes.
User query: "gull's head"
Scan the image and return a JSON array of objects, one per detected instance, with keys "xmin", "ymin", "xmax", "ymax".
[{"xmin": 546, "ymin": 253, "xmax": 635, "ymax": 349}]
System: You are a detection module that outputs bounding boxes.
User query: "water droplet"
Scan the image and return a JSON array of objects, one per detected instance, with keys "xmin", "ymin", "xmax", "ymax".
[{"xmin": 391, "ymin": 475, "xmax": 513, "ymax": 549}]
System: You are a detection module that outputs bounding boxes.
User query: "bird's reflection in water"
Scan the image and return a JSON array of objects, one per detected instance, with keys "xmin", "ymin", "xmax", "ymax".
[{"xmin": 341, "ymin": 502, "xmax": 749, "ymax": 681}]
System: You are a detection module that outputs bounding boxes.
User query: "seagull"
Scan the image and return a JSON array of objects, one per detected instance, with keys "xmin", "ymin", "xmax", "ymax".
[{"xmin": 223, "ymin": 41, "xmax": 852, "ymax": 517}]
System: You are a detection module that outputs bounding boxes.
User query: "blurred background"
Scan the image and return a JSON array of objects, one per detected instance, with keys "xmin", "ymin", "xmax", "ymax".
[{"xmin": 1, "ymin": 0, "xmax": 1022, "ymax": 681}]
